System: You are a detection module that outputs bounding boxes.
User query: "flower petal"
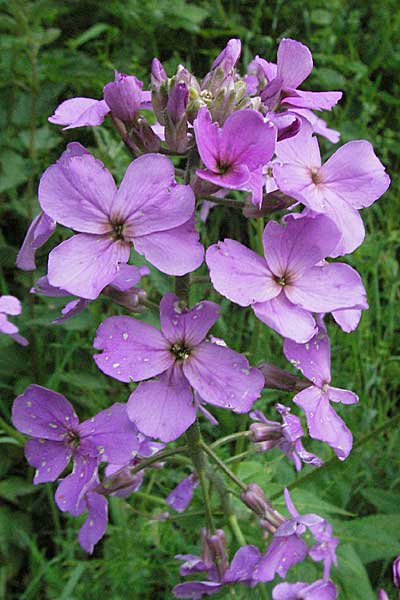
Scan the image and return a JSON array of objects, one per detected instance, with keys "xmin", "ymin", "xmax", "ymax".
[
  {"xmin": 331, "ymin": 308, "xmax": 361, "ymax": 332},
  {"xmin": 12, "ymin": 384, "xmax": 78, "ymax": 440},
  {"xmin": 160, "ymin": 293, "xmax": 220, "ymax": 346},
  {"xmin": 193, "ymin": 107, "xmax": 220, "ymax": 172},
  {"xmin": 0, "ymin": 295, "xmax": 21, "ymax": 315},
  {"xmin": 127, "ymin": 366, "xmax": 196, "ymax": 442},
  {"xmin": 110, "ymin": 264, "xmax": 149, "ymax": 291},
  {"xmin": 253, "ymin": 294, "xmax": 317, "ymax": 343},
  {"xmin": 25, "ymin": 439, "xmax": 72, "ymax": 483},
  {"xmin": 283, "ymin": 90, "xmax": 342, "ymax": 111},
  {"xmin": 254, "ymin": 534, "xmax": 308, "ymax": 581},
  {"xmin": 294, "ymin": 387, "xmax": 353, "ymax": 459},
  {"xmin": 166, "ymin": 474, "xmax": 198, "ymax": 513},
  {"xmin": 48, "ymin": 97, "xmax": 109, "ymax": 129},
  {"xmin": 78, "ymin": 491, "xmax": 108, "ymax": 554},
  {"xmin": 224, "ymin": 545, "xmax": 262, "ymax": 583},
  {"xmin": 328, "ymin": 386, "xmax": 358, "ymax": 405},
  {"xmin": 79, "ymin": 403, "xmax": 139, "ymax": 464},
  {"xmin": 286, "ymin": 263, "xmax": 368, "ymax": 313},
  {"xmin": 172, "ymin": 581, "xmax": 222, "ymax": 599},
  {"xmin": 183, "ymin": 341, "xmax": 264, "ymax": 412},
  {"xmin": 55, "ymin": 456, "xmax": 98, "ymax": 515},
  {"xmin": 283, "ymin": 325, "xmax": 331, "ymax": 386},
  {"xmin": 16, "ymin": 212, "xmax": 56, "ymax": 271},
  {"xmin": 48, "ymin": 234, "xmax": 130, "ymax": 300},
  {"xmin": 133, "ymin": 217, "xmax": 204, "ymax": 276},
  {"xmin": 277, "ymin": 39, "xmax": 313, "ymax": 89},
  {"xmin": 321, "ymin": 192, "xmax": 366, "ymax": 256},
  {"xmin": 206, "ymin": 239, "xmax": 280, "ymax": 306},
  {"xmin": 93, "ymin": 315, "xmax": 172, "ymax": 382}
]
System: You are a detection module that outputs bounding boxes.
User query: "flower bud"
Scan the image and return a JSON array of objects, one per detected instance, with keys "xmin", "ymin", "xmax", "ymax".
[
  {"xmin": 377, "ymin": 590, "xmax": 389, "ymax": 600},
  {"xmin": 241, "ymin": 483, "xmax": 272, "ymax": 517},
  {"xmin": 258, "ymin": 362, "xmax": 310, "ymax": 392},
  {"xmin": 151, "ymin": 58, "xmax": 167, "ymax": 87},
  {"xmin": 151, "ymin": 58, "xmax": 169, "ymax": 124},
  {"xmin": 103, "ymin": 286, "xmax": 147, "ymax": 313},
  {"xmin": 393, "ymin": 555, "xmax": 400, "ymax": 588},
  {"xmin": 130, "ymin": 117, "xmax": 162, "ymax": 153},
  {"xmin": 211, "ymin": 39, "xmax": 241, "ymax": 75},
  {"xmin": 207, "ymin": 529, "xmax": 228, "ymax": 575},
  {"xmin": 103, "ymin": 71, "xmax": 142, "ymax": 124},
  {"xmin": 249, "ymin": 422, "xmax": 282, "ymax": 445},
  {"xmin": 165, "ymin": 82, "xmax": 189, "ymax": 153}
]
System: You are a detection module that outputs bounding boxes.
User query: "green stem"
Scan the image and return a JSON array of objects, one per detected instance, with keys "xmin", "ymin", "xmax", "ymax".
[
  {"xmin": 270, "ymin": 413, "xmax": 400, "ymax": 500},
  {"xmin": 225, "ymin": 449, "xmax": 256, "ymax": 465},
  {"xmin": 200, "ymin": 441, "xmax": 247, "ymax": 492},
  {"xmin": 0, "ymin": 416, "xmax": 25, "ymax": 445},
  {"xmin": 186, "ymin": 421, "xmax": 215, "ymax": 533},
  {"xmin": 210, "ymin": 430, "xmax": 250, "ymax": 449},
  {"xmin": 196, "ymin": 195, "xmax": 245, "ymax": 209},
  {"xmin": 228, "ymin": 513, "xmax": 246, "ymax": 546}
]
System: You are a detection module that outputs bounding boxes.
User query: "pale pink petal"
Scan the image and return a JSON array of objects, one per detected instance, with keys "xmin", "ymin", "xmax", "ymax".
[
  {"xmin": 195, "ymin": 164, "xmax": 250, "ymax": 189},
  {"xmin": 321, "ymin": 192, "xmax": 366, "ymax": 256},
  {"xmin": 114, "ymin": 154, "xmax": 195, "ymax": 235},
  {"xmin": 160, "ymin": 293, "xmax": 220, "ymax": 346},
  {"xmin": 277, "ymin": 39, "xmax": 313, "ymax": 89},
  {"xmin": 110, "ymin": 264, "xmax": 149, "ymax": 291},
  {"xmin": 331, "ymin": 308, "xmax": 361, "ymax": 332},
  {"xmin": 206, "ymin": 239, "xmax": 280, "ymax": 306},
  {"xmin": 283, "ymin": 326, "xmax": 331, "ymax": 386},
  {"xmin": 49, "ymin": 98, "xmax": 109, "ymax": 129},
  {"xmin": 16, "ymin": 212, "xmax": 56, "ymax": 271},
  {"xmin": 321, "ymin": 141, "xmax": 391, "ymax": 208},
  {"xmin": 0, "ymin": 314, "xmax": 19, "ymax": 335},
  {"xmin": 127, "ymin": 366, "xmax": 196, "ymax": 442},
  {"xmin": 48, "ymin": 234, "xmax": 130, "ymax": 300},
  {"xmin": 283, "ymin": 90, "xmax": 342, "ymax": 111},
  {"xmin": 328, "ymin": 387, "xmax": 358, "ymax": 405},
  {"xmin": 286, "ymin": 263, "xmax": 368, "ymax": 313},
  {"xmin": 275, "ymin": 120, "xmax": 321, "ymax": 167},
  {"xmin": 262, "ymin": 215, "xmax": 340, "ymax": 278},
  {"xmin": 253, "ymin": 294, "xmax": 317, "ymax": 343},
  {"xmin": 0, "ymin": 295, "xmax": 21, "ymax": 315},
  {"xmin": 133, "ymin": 217, "xmax": 204, "ymax": 276},
  {"xmin": 93, "ymin": 315, "xmax": 172, "ymax": 382},
  {"xmin": 39, "ymin": 150, "xmax": 117, "ymax": 233},
  {"xmin": 193, "ymin": 107, "xmax": 220, "ymax": 171},
  {"xmin": 183, "ymin": 341, "xmax": 264, "ymax": 412}
]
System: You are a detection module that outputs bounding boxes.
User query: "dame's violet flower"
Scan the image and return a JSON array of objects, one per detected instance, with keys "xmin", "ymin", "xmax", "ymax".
[
  {"xmin": 0, "ymin": 295, "xmax": 28, "ymax": 346},
  {"xmin": 93, "ymin": 293, "xmax": 264, "ymax": 441},
  {"xmin": 272, "ymin": 579, "xmax": 338, "ymax": 600}
]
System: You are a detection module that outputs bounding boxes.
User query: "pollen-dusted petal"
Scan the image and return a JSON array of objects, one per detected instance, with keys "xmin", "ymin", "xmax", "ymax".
[
  {"xmin": 294, "ymin": 386, "xmax": 353, "ymax": 460},
  {"xmin": 55, "ymin": 455, "xmax": 98, "ymax": 516},
  {"xmin": 160, "ymin": 293, "xmax": 220, "ymax": 346},
  {"xmin": 25, "ymin": 439, "xmax": 72, "ymax": 484},
  {"xmin": 78, "ymin": 402, "xmax": 139, "ymax": 464},
  {"xmin": 93, "ymin": 315, "xmax": 172, "ymax": 382},
  {"xmin": 47, "ymin": 234, "xmax": 130, "ymax": 300},
  {"xmin": 127, "ymin": 366, "xmax": 196, "ymax": 442},
  {"xmin": 206, "ymin": 239, "xmax": 280, "ymax": 307},
  {"xmin": 285, "ymin": 262, "xmax": 368, "ymax": 313},
  {"xmin": 252, "ymin": 295, "xmax": 317, "ymax": 343},
  {"xmin": 12, "ymin": 384, "xmax": 78, "ymax": 440},
  {"xmin": 114, "ymin": 154, "xmax": 195, "ymax": 236},
  {"xmin": 183, "ymin": 341, "xmax": 264, "ymax": 413},
  {"xmin": 78, "ymin": 491, "xmax": 108, "ymax": 554},
  {"xmin": 16, "ymin": 212, "xmax": 56, "ymax": 271},
  {"xmin": 283, "ymin": 326, "xmax": 331, "ymax": 387},
  {"xmin": 48, "ymin": 97, "xmax": 110, "ymax": 129},
  {"xmin": 277, "ymin": 38, "xmax": 313, "ymax": 89},
  {"xmin": 39, "ymin": 149, "xmax": 116, "ymax": 233},
  {"xmin": 262, "ymin": 215, "xmax": 340, "ymax": 279},
  {"xmin": 133, "ymin": 216, "xmax": 204, "ymax": 276},
  {"xmin": 254, "ymin": 534, "xmax": 308, "ymax": 581}
]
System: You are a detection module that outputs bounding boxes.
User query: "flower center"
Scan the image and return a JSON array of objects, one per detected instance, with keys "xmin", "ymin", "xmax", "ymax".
[
  {"xmin": 110, "ymin": 220, "xmax": 126, "ymax": 241},
  {"xmin": 310, "ymin": 167, "xmax": 323, "ymax": 185},
  {"xmin": 66, "ymin": 430, "xmax": 81, "ymax": 450},
  {"xmin": 216, "ymin": 160, "xmax": 230, "ymax": 175},
  {"xmin": 170, "ymin": 343, "xmax": 191, "ymax": 360}
]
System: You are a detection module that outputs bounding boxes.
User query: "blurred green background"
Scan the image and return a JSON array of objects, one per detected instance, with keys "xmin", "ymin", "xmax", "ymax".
[{"xmin": 0, "ymin": 0, "xmax": 399, "ymax": 598}]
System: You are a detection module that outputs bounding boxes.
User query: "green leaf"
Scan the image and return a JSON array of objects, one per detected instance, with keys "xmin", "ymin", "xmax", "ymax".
[
  {"xmin": 334, "ymin": 544, "xmax": 375, "ymax": 600},
  {"xmin": 361, "ymin": 486, "xmax": 400, "ymax": 513},
  {"xmin": 334, "ymin": 514, "xmax": 400, "ymax": 563},
  {"xmin": 68, "ymin": 23, "xmax": 113, "ymax": 49},
  {"xmin": 0, "ymin": 477, "xmax": 36, "ymax": 503},
  {"xmin": 274, "ymin": 489, "xmax": 355, "ymax": 517}
]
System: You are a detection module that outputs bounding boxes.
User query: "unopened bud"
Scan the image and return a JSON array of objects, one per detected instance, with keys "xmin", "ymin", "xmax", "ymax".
[
  {"xmin": 151, "ymin": 58, "xmax": 167, "ymax": 87},
  {"xmin": 258, "ymin": 362, "xmax": 310, "ymax": 392},
  {"xmin": 103, "ymin": 286, "xmax": 147, "ymax": 312},
  {"xmin": 103, "ymin": 71, "xmax": 142, "ymax": 124},
  {"xmin": 165, "ymin": 82, "xmax": 189, "ymax": 153},
  {"xmin": 249, "ymin": 422, "xmax": 282, "ymax": 446},
  {"xmin": 207, "ymin": 529, "xmax": 228, "ymax": 575},
  {"xmin": 241, "ymin": 483, "xmax": 272, "ymax": 517},
  {"xmin": 393, "ymin": 556, "xmax": 400, "ymax": 588},
  {"xmin": 130, "ymin": 117, "xmax": 161, "ymax": 153}
]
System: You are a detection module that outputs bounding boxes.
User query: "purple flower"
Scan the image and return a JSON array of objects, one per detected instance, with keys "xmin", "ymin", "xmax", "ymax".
[
  {"xmin": 254, "ymin": 489, "xmax": 325, "ymax": 582},
  {"xmin": 273, "ymin": 121, "xmax": 390, "ymax": 255},
  {"xmin": 259, "ymin": 38, "xmax": 342, "ymax": 113},
  {"xmin": 309, "ymin": 520, "xmax": 339, "ymax": 579},
  {"xmin": 377, "ymin": 591, "xmax": 389, "ymax": 600},
  {"xmin": 210, "ymin": 38, "xmax": 241, "ymax": 76},
  {"xmin": 32, "ymin": 264, "xmax": 149, "ymax": 324},
  {"xmin": 290, "ymin": 107, "xmax": 340, "ymax": 143},
  {"xmin": 173, "ymin": 529, "xmax": 262, "ymax": 598},
  {"xmin": 193, "ymin": 107, "xmax": 276, "ymax": 207},
  {"xmin": 93, "ymin": 293, "xmax": 264, "ymax": 441},
  {"xmin": 284, "ymin": 321, "xmax": 359, "ymax": 459},
  {"xmin": 12, "ymin": 385, "xmax": 138, "ymax": 514},
  {"xmin": 250, "ymin": 404, "xmax": 323, "ymax": 471},
  {"xmin": 39, "ymin": 143, "xmax": 203, "ymax": 299},
  {"xmin": 103, "ymin": 70, "xmax": 143, "ymax": 123},
  {"xmin": 166, "ymin": 473, "xmax": 199, "ymax": 513},
  {"xmin": 206, "ymin": 214, "xmax": 368, "ymax": 343},
  {"xmin": 16, "ymin": 212, "xmax": 56, "ymax": 271},
  {"xmin": 0, "ymin": 295, "xmax": 28, "ymax": 346},
  {"xmin": 272, "ymin": 579, "xmax": 338, "ymax": 599},
  {"xmin": 48, "ymin": 73, "xmax": 150, "ymax": 130},
  {"xmin": 393, "ymin": 555, "xmax": 400, "ymax": 588}
]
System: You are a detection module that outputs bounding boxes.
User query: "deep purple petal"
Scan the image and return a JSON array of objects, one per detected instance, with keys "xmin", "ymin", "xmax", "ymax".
[
  {"xmin": 294, "ymin": 386, "xmax": 353, "ymax": 459},
  {"xmin": 12, "ymin": 384, "xmax": 78, "ymax": 440},
  {"xmin": 172, "ymin": 581, "xmax": 222, "ymax": 599},
  {"xmin": 253, "ymin": 295, "xmax": 317, "ymax": 343},
  {"xmin": 103, "ymin": 71, "xmax": 142, "ymax": 122},
  {"xmin": 39, "ymin": 149, "xmax": 117, "ymax": 233},
  {"xmin": 48, "ymin": 234, "xmax": 130, "ymax": 300},
  {"xmin": 193, "ymin": 107, "xmax": 220, "ymax": 172},
  {"xmin": 160, "ymin": 293, "xmax": 220, "ymax": 346},
  {"xmin": 277, "ymin": 39, "xmax": 313, "ymax": 89},
  {"xmin": 262, "ymin": 215, "xmax": 340, "ymax": 279},
  {"xmin": 48, "ymin": 97, "xmax": 109, "ymax": 129},
  {"xmin": 110, "ymin": 264, "xmax": 149, "ymax": 291},
  {"xmin": 127, "ymin": 366, "xmax": 196, "ymax": 442},
  {"xmin": 78, "ymin": 491, "xmax": 108, "ymax": 553},
  {"xmin": 272, "ymin": 582, "xmax": 309, "ymax": 600},
  {"xmin": 93, "ymin": 315, "xmax": 172, "ymax": 382},
  {"xmin": 254, "ymin": 534, "xmax": 308, "ymax": 581},
  {"xmin": 133, "ymin": 216, "xmax": 204, "ymax": 276},
  {"xmin": 224, "ymin": 545, "xmax": 262, "ymax": 583},
  {"xmin": 286, "ymin": 263, "xmax": 368, "ymax": 313},
  {"xmin": 25, "ymin": 439, "xmax": 72, "ymax": 483},
  {"xmin": 79, "ymin": 403, "xmax": 139, "ymax": 464},
  {"xmin": 283, "ymin": 325, "xmax": 331, "ymax": 386},
  {"xmin": 55, "ymin": 456, "xmax": 98, "ymax": 515},
  {"xmin": 16, "ymin": 212, "xmax": 56, "ymax": 271},
  {"xmin": 166, "ymin": 474, "xmax": 198, "ymax": 513},
  {"xmin": 183, "ymin": 341, "xmax": 264, "ymax": 413},
  {"xmin": 206, "ymin": 239, "xmax": 280, "ymax": 306}
]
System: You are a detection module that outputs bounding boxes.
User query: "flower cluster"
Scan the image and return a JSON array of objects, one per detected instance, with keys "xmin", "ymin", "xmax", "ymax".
[{"xmin": 12, "ymin": 35, "xmax": 391, "ymax": 596}]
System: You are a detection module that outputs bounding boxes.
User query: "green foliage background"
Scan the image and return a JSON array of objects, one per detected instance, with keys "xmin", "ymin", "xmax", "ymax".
[{"xmin": 0, "ymin": 0, "xmax": 399, "ymax": 598}]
